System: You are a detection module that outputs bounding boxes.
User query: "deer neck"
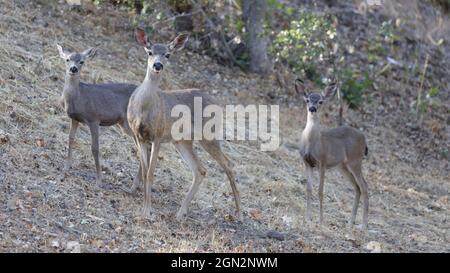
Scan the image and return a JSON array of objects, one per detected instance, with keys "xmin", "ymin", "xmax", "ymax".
[
  {"xmin": 136, "ymin": 67, "xmax": 164, "ymax": 112},
  {"xmin": 301, "ymin": 111, "xmax": 322, "ymax": 148},
  {"xmin": 63, "ymin": 73, "xmax": 80, "ymax": 97},
  {"xmin": 142, "ymin": 65, "xmax": 162, "ymax": 94}
]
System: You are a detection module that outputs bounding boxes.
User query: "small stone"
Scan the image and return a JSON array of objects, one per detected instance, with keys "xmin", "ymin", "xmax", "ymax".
[
  {"xmin": 0, "ymin": 134, "xmax": 9, "ymax": 144},
  {"xmin": 66, "ymin": 0, "xmax": 81, "ymax": 5},
  {"xmin": 7, "ymin": 198, "xmax": 18, "ymax": 210},
  {"xmin": 266, "ymin": 230, "xmax": 285, "ymax": 241},
  {"xmin": 51, "ymin": 240, "xmax": 60, "ymax": 248},
  {"xmin": 66, "ymin": 241, "xmax": 81, "ymax": 253},
  {"xmin": 249, "ymin": 208, "xmax": 262, "ymax": 220},
  {"xmin": 366, "ymin": 241, "xmax": 382, "ymax": 253},
  {"xmin": 36, "ymin": 138, "xmax": 45, "ymax": 147}
]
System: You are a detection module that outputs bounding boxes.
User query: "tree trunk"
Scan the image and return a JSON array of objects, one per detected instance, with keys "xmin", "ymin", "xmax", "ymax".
[{"xmin": 242, "ymin": 0, "xmax": 271, "ymax": 74}]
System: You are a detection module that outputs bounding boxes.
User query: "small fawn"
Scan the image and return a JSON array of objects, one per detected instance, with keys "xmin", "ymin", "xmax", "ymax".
[
  {"xmin": 295, "ymin": 79, "xmax": 369, "ymax": 229},
  {"xmin": 57, "ymin": 44, "xmax": 142, "ymax": 188}
]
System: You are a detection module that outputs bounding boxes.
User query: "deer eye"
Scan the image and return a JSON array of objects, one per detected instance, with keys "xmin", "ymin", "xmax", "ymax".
[
  {"xmin": 79, "ymin": 61, "xmax": 84, "ymax": 65},
  {"xmin": 66, "ymin": 59, "xmax": 70, "ymax": 62},
  {"xmin": 165, "ymin": 53, "xmax": 170, "ymax": 59},
  {"xmin": 306, "ymin": 99, "xmax": 310, "ymax": 103},
  {"xmin": 319, "ymin": 101, "xmax": 323, "ymax": 104},
  {"xmin": 147, "ymin": 51, "xmax": 153, "ymax": 56}
]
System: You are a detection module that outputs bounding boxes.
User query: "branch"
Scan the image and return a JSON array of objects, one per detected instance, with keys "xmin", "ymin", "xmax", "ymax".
[{"xmin": 191, "ymin": 0, "xmax": 245, "ymax": 69}]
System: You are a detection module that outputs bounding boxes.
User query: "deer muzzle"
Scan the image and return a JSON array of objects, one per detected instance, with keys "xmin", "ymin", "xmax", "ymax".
[{"xmin": 153, "ymin": 62, "xmax": 163, "ymax": 72}]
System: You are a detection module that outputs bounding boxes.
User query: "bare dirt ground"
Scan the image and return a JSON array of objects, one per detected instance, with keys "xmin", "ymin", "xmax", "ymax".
[{"xmin": 0, "ymin": 0, "xmax": 448, "ymax": 252}]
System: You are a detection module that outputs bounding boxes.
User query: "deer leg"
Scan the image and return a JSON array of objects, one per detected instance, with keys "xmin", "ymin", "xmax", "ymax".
[
  {"xmin": 64, "ymin": 119, "xmax": 79, "ymax": 171},
  {"xmin": 138, "ymin": 141, "xmax": 149, "ymax": 184},
  {"xmin": 174, "ymin": 141, "xmax": 206, "ymax": 220},
  {"xmin": 339, "ymin": 164, "xmax": 361, "ymax": 226},
  {"xmin": 128, "ymin": 136, "xmax": 144, "ymax": 195},
  {"xmin": 318, "ymin": 164, "xmax": 325, "ymax": 224},
  {"xmin": 305, "ymin": 166, "xmax": 314, "ymax": 221},
  {"xmin": 118, "ymin": 122, "xmax": 143, "ymax": 195},
  {"xmin": 200, "ymin": 140, "xmax": 242, "ymax": 220},
  {"xmin": 88, "ymin": 122, "xmax": 102, "ymax": 187},
  {"xmin": 142, "ymin": 141, "xmax": 160, "ymax": 218},
  {"xmin": 347, "ymin": 162, "xmax": 369, "ymax": 230}
]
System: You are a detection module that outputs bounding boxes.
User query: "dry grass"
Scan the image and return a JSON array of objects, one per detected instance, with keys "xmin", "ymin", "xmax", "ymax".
[{"xmin": 0, "ymin": 0, "xmax": 448, "ymax": 252}]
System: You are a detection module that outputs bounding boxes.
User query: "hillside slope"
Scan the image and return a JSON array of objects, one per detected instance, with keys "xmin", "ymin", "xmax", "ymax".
[{"xmin": 0, "ymin": 0, "xmax": 448, "ymax": 252}]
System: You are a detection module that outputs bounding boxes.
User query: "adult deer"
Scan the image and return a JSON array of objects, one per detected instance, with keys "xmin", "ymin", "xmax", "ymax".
[
  {"xmin": 295, "ymin": 79, "xmax": 369, "ymax": 229},
  {"xmin": 128, "ymin": 28, "xmax": 241, "ymax": 220},
  {"xmin": 57, "ymin": 44, "xmax": 141, "ymax": 189}
]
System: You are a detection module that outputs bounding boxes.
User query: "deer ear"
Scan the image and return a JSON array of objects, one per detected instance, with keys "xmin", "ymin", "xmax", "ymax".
[
  {"xmin": 135, "ymin": 28, "xmax": 149, "ymax": 47},
  {"xmin": 57, "ymin": 44, "xmax": 69, "ymax": 59},
  {"xmin": 322, "ymin": 82, "xmax": 338, "ymax": 99},
  {"xmin": 81, "ymin": 47, "xmax": 97, "ymax": 59},
  {"xmin": 168, "ymin": 33, "xmax": 189, "ymax": 51},
  {"xmin": 294, "ymin": 79, "xmax": 308, "ymax": 99}
]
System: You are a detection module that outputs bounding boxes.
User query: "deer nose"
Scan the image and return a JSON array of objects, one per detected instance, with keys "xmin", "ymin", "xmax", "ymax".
[
  {"xmin": 309, "ymin": 106, "xmax": 317, "ymax": 113},
  {"xmin": 69, "ymin": 66, "xmax": 78, "ymax": 73},
  {"xmin": 153, "ymin": 62, "xmax": 163, "ymax": 71}
]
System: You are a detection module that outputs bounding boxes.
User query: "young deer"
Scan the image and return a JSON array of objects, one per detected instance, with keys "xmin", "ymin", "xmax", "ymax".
[
  {"xmin": 127, "ymin": 28, "xmax": 241, "ymax": 220},
  {"xmin": 57, "ymin": 44, "xmax": 142, "ymax": 189},
  {"xmin": 295, "ymin": 79, "xmax": 369, "ymax": 229}
]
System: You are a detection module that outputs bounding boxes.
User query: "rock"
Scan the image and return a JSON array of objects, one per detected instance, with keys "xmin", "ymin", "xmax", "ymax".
[
  {"xmin": 92, "ymin": 239, "xmax": 104, "ymax": 248},
  {"xmin": 66, "ymin": 241, "xmax": 81, "ymax": 253},
  {"xmin": 266, "ymin": 230, "xmax": 285, "ymax": 241},
  {"xmin": 66, "ymin": 0, "xmax": 81, "ymax": 5},
  {"xmin": 366, "ymin": 241, "xmax": 382, "ymax": 253},
  {"xmin": 6, "ymin": 198, "xmax": 18, "ymax": 210},
  {"xmin": 0, "ymin": 133, "xmax": 10, "ymax": 144},
  {"xmin": 36, "ymin": 138, "xmax": 45, "ymax": 147},
  {"xmin": 249, "ymin": 208, "xmax": 262, "ymax": 220},
  {"xmin": 281, "ymin": 215, "xmax": 293, "ymax": 226},
  {"xmin": 51, "ymin": 240, "xmax": 60, "ymax": 248}
]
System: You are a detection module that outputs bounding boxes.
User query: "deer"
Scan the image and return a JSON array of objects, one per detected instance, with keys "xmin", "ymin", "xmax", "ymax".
[
  {"xmin": 57, "ymin": 44, "xmax": 142, "ymax": 190},
  {"xmin": 295, "ymin": 79, "xmax": 370, "ymax": 229},
  {"xmin": 127, "ymin": 28, "xmax": 241, "ymax": 220}
]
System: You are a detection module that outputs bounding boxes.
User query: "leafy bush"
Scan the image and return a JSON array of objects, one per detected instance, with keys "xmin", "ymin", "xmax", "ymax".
[
  {"xmin": 270, "ymin": 12, "xmax": 337, "ymax": 82},
  {"xmin": 338, "ymin": 69, "xmax": 373, "ymax": 109},
  {"xmin": 92, "ymin": 0, "xmax": 143, "ymax": 12}
]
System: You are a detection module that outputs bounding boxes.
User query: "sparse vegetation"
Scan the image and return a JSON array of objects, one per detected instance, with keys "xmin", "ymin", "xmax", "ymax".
[
  {"xmin": 338, "ymin": 69, "xmax": 373, "ymax": 109},
  {"xmin": 270, "ymin": 12, "xmax": 337, "ymax": 82}
]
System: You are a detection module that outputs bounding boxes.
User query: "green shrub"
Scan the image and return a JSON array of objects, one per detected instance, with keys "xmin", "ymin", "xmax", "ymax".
[
  {"xmin": 92, "ymin": 0, "xmax": 143, "ymax": 12},
  {"xmin": 270, "ymin": 12, "xmax": 337, "ymax": 81},
  {"xmin": 338, "ymin": 69, "xmax": 373, "ymax": 109}
]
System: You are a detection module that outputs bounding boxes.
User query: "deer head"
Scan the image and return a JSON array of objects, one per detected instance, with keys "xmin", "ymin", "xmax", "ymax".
[
  {"xmin": 57, "ymin": 44, "xmax": 97, "ymax": 76},
  {"xmin": 134, "ymin": 28, "xmax": 189, "ymax": 75},
  {"xmin": 295, "ymin": 79, "xmax": 338, "ymax": 113}
]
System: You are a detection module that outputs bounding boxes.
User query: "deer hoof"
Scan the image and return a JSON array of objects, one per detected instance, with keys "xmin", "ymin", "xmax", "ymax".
[
  {"xmin": 96, "ymin": 179, "xmax": 106, "ymax": 189},
  {"xmin": 235, "ymin": 211, "xmax": 243, "ymax": 222},
  {"xmin": 141, "ymin": 207, "xmax": 153, "ymax": 220},
  {"xmin": 175, "ymin": 209, "xmax": 187, "ymax": 221},
  {"xmin": 122, "ymin": 185, "xmax": 139, "ymax": 196},
  {"xmin": 63, "ymin": 161, "xmax": 71, "ymax": 171}
]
